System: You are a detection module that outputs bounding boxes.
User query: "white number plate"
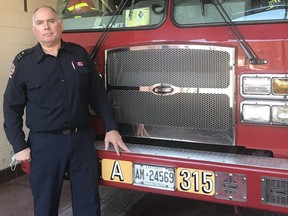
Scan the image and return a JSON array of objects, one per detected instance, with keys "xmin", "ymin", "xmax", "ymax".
[{"xmin": 133, "ymin": 163, "xmax": 175, "ymax": 190}]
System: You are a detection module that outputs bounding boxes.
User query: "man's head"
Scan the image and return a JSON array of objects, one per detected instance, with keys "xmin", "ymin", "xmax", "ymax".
[{"xmin": 32, "ymin": 6, "xmax": 63, "ymax": 47}]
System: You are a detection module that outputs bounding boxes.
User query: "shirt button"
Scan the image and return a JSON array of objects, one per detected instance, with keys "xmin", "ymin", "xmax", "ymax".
[{"xmin": 61, "ymin": 80, "xmax": 65, "ymax": 82}]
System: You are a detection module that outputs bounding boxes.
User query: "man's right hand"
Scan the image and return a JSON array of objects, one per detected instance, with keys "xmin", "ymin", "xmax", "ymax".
[{"xmin": 15, "ymin": 148, "xmax": 31, "ymax": 162}]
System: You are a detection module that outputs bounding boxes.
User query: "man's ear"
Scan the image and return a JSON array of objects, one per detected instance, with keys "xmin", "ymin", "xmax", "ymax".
[{"xmin": 60, "ymin": 20, "xmax": 64, "ymax": 30}]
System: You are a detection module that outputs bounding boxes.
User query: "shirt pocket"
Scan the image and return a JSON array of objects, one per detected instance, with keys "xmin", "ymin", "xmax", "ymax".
[
  {"xmin": 26, "ymin": 79, "xmax": 48, "ymax": 103},
  {"xmin": 73, "ymin": 66, "xmax": 91, "ymax": 88}
]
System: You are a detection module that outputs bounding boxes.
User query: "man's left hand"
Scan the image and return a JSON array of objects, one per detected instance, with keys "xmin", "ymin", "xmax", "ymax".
[{"xmin": 104, "ymin": 130, "xmax": 130, "ymax": 156}]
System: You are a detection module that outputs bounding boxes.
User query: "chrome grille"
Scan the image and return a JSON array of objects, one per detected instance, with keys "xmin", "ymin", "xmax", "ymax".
[
  {"xmin": 106, "ymin": 44, "xmax": 236, "ymax": 145},
  {"xmin": 108, "ymin": 48, "xmax": 230, "ymax": 88},
  {"xmin": 110, "ymin": 91, "xmax": 231, "ymax": 131}
]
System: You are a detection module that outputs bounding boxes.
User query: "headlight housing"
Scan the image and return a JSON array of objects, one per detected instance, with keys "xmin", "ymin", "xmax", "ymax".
[
  {"xmin": 241, "ymin": 74, "xmax": 288, "ymax": 98},
  {"xmin": 241, "ymin": 74, "xmax": 288, "ymax": 126},
  {"xmin": 272, "ymin": 105, "xmax": 288, "ymax": 125},
  {"xmin": 242, "ymin": 77, "xmax": 271, "ymax": 95},
  {"xmin": 272, "ymin": 78, "xmax": 288, "ymax": 95},
  {"xmin": 241, "ymin": 103, "xmax": 270, "ymax": 123},
  {"xmin": 241, "ymin": 101, "xmax": 288, "ymax": 125}
]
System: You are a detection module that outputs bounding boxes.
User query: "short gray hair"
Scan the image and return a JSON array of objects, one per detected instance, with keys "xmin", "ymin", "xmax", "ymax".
[
  {"xmin": 32, "ymin": 5, "xmax": 60, "ymax": 24},
  {"xmin": 33, "ymin": 5, "xmax": 57, "ymax": 14}
]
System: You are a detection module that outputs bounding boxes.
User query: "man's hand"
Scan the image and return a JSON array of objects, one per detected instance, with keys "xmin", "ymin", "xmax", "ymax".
[
  {"xmin": 15, "ymin": 148, "xmax": 31, "ymax": 162},
  {"xmin": 104, "ymin": 130, "xmax": 130, "ymax": 156}
]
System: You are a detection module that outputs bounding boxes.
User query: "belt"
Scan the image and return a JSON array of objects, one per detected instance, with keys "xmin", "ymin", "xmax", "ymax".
[
  {"xmin": 62, "ymin": 128, "xmax": 79, "ymax": 135},
  {"xmin": 51, "ymin": 128, "xmax": 80, "ymax": 135}
]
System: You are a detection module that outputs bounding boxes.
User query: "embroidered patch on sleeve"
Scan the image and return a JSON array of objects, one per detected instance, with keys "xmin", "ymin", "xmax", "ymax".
[{"xmin": 9, "ymin": 64, "xmax": 16, "ymax": 78}]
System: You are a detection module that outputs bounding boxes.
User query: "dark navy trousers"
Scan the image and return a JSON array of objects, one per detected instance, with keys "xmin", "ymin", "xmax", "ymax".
[{"xmin": 28, "ymin": 128, "xmax": 100, "ymax": 216}]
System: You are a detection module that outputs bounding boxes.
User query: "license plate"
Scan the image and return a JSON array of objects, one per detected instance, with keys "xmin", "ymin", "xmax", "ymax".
[{"xmin": 133, "ymin": 164, "xmax": 175, "ymax": 190}]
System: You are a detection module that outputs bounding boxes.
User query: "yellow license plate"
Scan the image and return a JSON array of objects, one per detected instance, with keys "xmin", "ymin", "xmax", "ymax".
[
  {"xmin": 101, "ymin": 159, "xmax": 133, "ymax": 184},
  {"xmin": 102, "ymin": 159, "xmax": 215, "ymax": 196},
  {"xmin": 176, "ymin": 167, "xmax": 215, "ymax": 195}
]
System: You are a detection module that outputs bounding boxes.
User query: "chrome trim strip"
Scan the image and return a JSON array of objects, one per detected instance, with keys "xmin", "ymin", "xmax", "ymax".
[{"xmin": 139, "ymin": 83, "xmax": 232, "ymax": 97}]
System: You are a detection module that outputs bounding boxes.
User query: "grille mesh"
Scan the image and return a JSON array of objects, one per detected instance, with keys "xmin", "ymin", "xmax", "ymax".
[
  {"xmin": 110, "ymin": 90, "xmax": 231, "ymax": 131},
  {"xmin": 106, "ymin": 45, "xmax": 235, "ymax": 143},
  {"xmin": 108, "ymin": 48, "xmax": 231, "ymax": 88}
]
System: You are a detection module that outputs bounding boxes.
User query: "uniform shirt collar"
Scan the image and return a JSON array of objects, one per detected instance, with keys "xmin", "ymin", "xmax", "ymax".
[
  {"xmin": 34, "ymin": 40, "xmax": 72, "ymax": 63},
  {"xmin": 34, "ymin": 43, "xmax": 46, "ymax": 63}
]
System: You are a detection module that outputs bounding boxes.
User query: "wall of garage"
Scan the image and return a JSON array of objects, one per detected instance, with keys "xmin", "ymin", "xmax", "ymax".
[{"xmin": 0, "ymin": 0, "xmax": 56, "ymax": 181}]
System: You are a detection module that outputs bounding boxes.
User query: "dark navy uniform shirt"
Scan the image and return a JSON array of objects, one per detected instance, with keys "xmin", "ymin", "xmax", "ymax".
[{"xmin": 4, "ymin": 41, "xmax": 117, "ymax": 153}]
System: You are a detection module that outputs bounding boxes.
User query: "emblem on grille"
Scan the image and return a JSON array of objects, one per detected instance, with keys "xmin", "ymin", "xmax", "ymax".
[
  {"xmin": 152, "ymin": 83, "xmax": 174, "ymax": 95},
  {"xmin": 222, "ymin": 180, "xmax": 238, "ymax": 192},
  {"xmin": 267, "ymin": 188, "xmax": 288, "ymax": 197}
]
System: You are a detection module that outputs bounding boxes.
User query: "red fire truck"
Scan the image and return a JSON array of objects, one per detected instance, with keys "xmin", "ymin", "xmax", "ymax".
[{"xmin": 44, "ymin": 0, "xmax": 288, "ymax": 213}]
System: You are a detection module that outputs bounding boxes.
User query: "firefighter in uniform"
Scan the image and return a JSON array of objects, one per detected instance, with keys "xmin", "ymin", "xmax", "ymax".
[{"xmin": 3, "ymin": 5, "xmax": 129, "ymax": 216}]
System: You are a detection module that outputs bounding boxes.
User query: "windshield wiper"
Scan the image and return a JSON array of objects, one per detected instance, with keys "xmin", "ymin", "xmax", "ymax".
[
  {"xmin": 212, "ymin": 0, "xmax": 267, "ymax": 65},
  {"xmin": 285, "ymin": 0, "xmax": 288, "ymax": 19},
  {"xmin": 200, "ymin": 0, "xmax": 214, "ymax": 17},
  {"xmin": 200, "ymin": 0, "xmax": 205, "ymax": 16},
  {"xmin": 90, "ymin": 0, "xmax": 129, "ymax": 59}
]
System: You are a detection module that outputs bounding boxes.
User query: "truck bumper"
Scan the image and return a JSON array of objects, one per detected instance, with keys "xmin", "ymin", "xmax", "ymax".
[{"xmin": 96, "ymin": 141, "xmax": 288, "ymax": 214}]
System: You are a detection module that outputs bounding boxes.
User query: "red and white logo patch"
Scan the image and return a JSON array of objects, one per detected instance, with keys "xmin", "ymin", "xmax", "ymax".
[
  {"xmin": 9, "ymin": 63, "xmax": 16, "ymax": 78},
  {"xmin": 75, "ymin": 61, "xmax": 84, "ymax": 67}
]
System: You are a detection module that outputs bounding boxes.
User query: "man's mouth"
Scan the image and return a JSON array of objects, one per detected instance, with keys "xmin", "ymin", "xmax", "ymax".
[{"xmin": 43, "ymin": 32, "xmax": 53, "ymax": 36}]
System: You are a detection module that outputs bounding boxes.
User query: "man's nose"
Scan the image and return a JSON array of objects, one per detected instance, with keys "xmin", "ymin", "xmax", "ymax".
[{"xmin": 43, "ymin": 21, "xmax": 50, "ymax": 30}]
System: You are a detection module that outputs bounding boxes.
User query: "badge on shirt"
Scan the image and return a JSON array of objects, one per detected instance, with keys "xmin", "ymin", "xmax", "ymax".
[
  {"xmin": 71, "ymin": 61, "xmax": 84, "ymax": 70},
  {"xmin": 9, "ymin": 64, "xmax": 16, "ymax": 78},
  {"xmin": 75, "ymin": 61, "xmax": 84, "ymax": 67}
]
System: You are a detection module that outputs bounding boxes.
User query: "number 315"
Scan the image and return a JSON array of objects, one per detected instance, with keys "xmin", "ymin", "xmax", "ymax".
[{"xmin": 178, "ymin": 169, "xmax": 214, "ymax": 194}]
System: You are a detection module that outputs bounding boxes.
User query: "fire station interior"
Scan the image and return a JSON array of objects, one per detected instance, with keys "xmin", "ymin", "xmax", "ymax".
[{"xmin": 1, "ymin": 0, "xmax": 288, "ymax": 215}]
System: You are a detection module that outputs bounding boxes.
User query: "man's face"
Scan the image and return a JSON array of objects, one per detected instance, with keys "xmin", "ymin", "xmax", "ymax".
[{"xmin": 32, "ymin": 7, "xmax": 63, "ymax": 47}]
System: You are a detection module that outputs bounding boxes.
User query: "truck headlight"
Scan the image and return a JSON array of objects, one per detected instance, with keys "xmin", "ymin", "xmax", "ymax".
[
  {"xmin": 240, "ymin": 74, "xmax": 288, "ymax": 126},
  {"xmin": 242, "ymin": 77, "xmax": 271, "ymax": 95},
  {"xmin": 242, "ymin": 104, "xmax": 270, "ymax": 123},
  {"xmin": 272, "ymin": 106, "xmax": 288, "ymax": 124},
  {"xmin": 272, "ymin": 78, "xmax": 288, "ymax": 95}
]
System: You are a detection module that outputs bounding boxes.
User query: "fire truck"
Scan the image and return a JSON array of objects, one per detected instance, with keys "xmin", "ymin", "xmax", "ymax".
[{"xmin": 37, "ymin": 0, "xmax": 288, "ymax": 213}]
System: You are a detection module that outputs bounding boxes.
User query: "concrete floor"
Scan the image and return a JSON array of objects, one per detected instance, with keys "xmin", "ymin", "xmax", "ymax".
[{"xmin": 0, "ymin": 175, "xmax": 287, "ymax": 216}]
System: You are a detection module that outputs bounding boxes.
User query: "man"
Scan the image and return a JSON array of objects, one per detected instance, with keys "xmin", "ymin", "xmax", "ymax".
[{"xmin": 3, "ymin": 5, "xmax": 129, "ymax": 216}]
